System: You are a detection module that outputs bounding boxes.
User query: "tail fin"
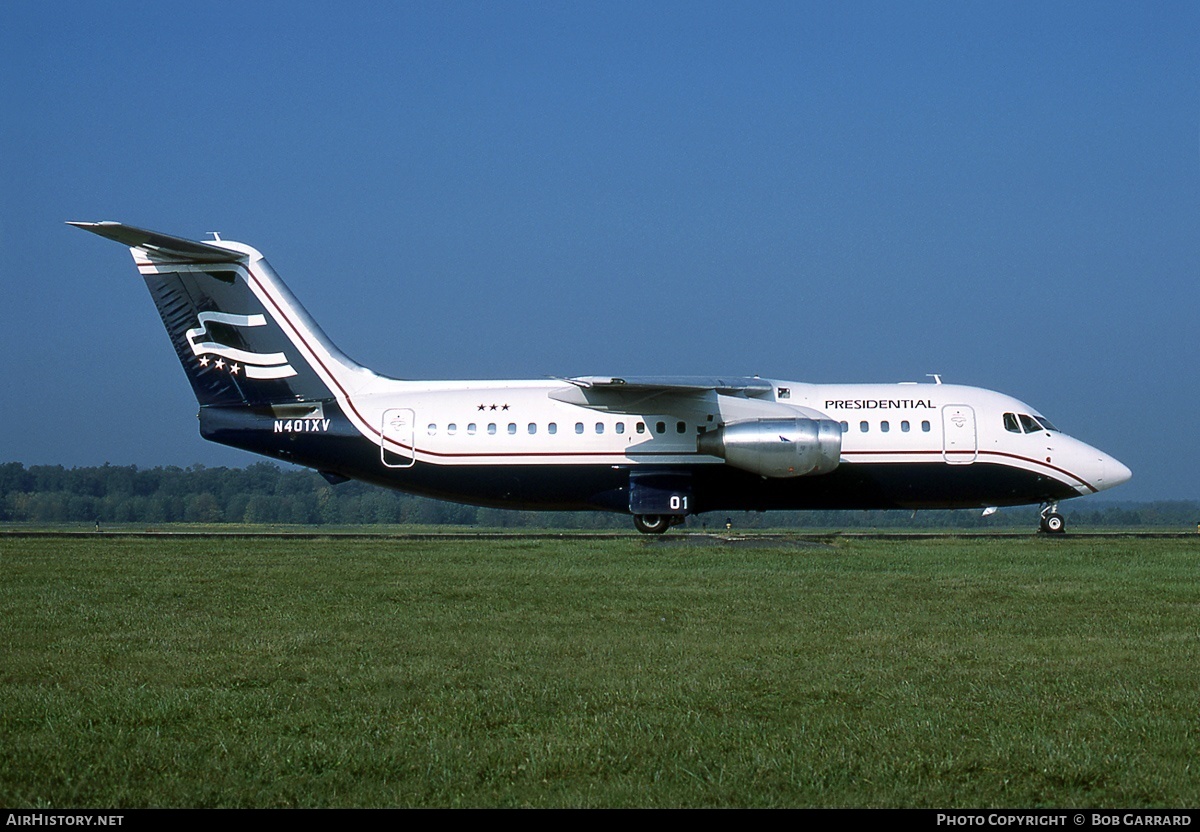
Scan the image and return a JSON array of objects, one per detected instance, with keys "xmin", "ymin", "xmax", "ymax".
[{"xmin": 69, "ymin": 221, "xmax": 371, "ymax": 407}]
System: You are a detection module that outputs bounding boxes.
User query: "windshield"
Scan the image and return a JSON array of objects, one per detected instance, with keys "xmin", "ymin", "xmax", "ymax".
[{"xmin": 1004, "ymin": 412, "xmax": 1059, "ymax": 434}]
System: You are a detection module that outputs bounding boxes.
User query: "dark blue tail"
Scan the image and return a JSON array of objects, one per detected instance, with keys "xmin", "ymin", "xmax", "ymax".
[{"xmin": 70, "ymin": 221, "xmax": 366, "ymax": 407}]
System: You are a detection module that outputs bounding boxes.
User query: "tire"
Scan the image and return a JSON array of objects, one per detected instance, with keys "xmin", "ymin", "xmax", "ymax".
[
  {"xmin": 1044, "ymin": 512, "xmax": 1065, "ymax": 534},
  {"xmin": 633, "ymin": 514, "xmax": 671, "ymax": 535}
]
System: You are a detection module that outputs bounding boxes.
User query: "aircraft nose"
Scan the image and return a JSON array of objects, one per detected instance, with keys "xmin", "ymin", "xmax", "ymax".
[
  {"xmin": 1102, "ymin": 455, "xmax": 1133, "ymax": 490},
  {"xmin": 1065, "ymin": 437, "xmax": 1131, "ymax": 493}
]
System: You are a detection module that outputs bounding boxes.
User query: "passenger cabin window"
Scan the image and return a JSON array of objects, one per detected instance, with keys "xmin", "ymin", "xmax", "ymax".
[
  {"xmin": 840, "ymin": 421, "xmax": 849, "ymax": 433},
  {"xmin": 921, "ymin": 421, "xmax": 931, "ymax": 432},
  {"xmin": 656, "ymin": 422, "xmax": 666, "ymax": 434},
  {"xmin": 901, "ymin": 421, "xmax": 910, "ymax": 432},
  {"xmin": 595, "ymin": 422, "xmax": 605, "ymax": 434},
  {"xmin": 548, "ymin": 423, "xmax": 557, "ymax": 435},
  {"xmin": 880, "ymin": 421, "xmax": 890, "ymax": 433},
  {"xmin": 427, "ymin": 424, "xmax": 437, "ymax": 435},
  {"xmin": 507, "ymin": 423, "xmax": 517, "ymax": 435},
  {"xmin": 615, "ymin": 423, "xmax": 624, "ymax": 434},
  {"xmin": 677, "ymin": 421, "xmax": 686, "ymax": 434},
  {"xmin": 487, "ymin": 423, "xmax": 497, "ymax": 435},
  {"xmin": 447, "ymin": 423, "xmax": 457, "ymax": 435},
  {"xmin": 467, "ymin": 423, "xmax": 477, "ymax": 435},
  {"xmin": 860, "ymin": 421, "xmax": 869, "ymax": 433},
  {"xmin": 575, "ymin": 422, "xmax": 584, "ymax": 434},
  {"xmin": 636, "ymin": 423, "xmax": 646, "ymax": 434},
  {"xmin": 528, "ymin": 423, "xmax": 537, "ymax": 435}
]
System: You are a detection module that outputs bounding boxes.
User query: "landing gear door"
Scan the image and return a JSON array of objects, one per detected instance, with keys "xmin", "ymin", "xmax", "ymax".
[
  {"xmin": 381, "ymin": 408, "xmax": 416, "ymax": 468},
  {"xmin": 629, "ymin": 469, "xmax": 693, "ymax": 516},
  {"xmin": 942, "ymin": 404, "xmax": 977, "ymax": 465}
]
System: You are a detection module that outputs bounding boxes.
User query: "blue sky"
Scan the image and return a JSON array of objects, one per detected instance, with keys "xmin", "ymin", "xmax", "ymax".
[{"xmin": 2, "ymin": 2, "xmax": 1197, "ymax": 501}]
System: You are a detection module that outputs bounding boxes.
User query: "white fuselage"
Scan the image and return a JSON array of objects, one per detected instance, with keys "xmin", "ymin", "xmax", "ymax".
[{"xmin": 341, "ymin": 376, "xmax": 1128, "ymax": 499}]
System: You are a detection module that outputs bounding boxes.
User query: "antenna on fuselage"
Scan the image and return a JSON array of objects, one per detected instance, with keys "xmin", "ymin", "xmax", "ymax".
[{"xmin": 927, "ymin": 374, "xmax": 943, "ymax": 385}]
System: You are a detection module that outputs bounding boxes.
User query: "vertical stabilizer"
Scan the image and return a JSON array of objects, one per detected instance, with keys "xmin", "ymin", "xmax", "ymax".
[{"xmin": 70, "ymin": 221, "xmax": 371, "ymax": 407}]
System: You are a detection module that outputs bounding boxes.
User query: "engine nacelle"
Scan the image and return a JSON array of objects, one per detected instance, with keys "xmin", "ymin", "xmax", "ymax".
[{"xmin": 697, "ymin": 417, "xmax": 842, "ymax": 478}]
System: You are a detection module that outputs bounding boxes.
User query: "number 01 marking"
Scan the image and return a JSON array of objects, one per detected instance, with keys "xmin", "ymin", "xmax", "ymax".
[{"xmin": 669, "ymin": 495, "xmax": 688, "ymax": 511}]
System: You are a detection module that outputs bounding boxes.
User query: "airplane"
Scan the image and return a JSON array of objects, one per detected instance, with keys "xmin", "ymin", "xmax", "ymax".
[{"xmin": 70, "ymin": 220, "xmax": 1131, "ymax": 534}]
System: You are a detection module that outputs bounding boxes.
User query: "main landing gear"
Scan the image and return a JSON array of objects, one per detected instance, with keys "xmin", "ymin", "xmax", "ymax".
[
  {"xmin": 633, "ymin": 514, "xmax": 677, "ymax": 535},
  {"xmin": 1039, "ymin": 502, "xmax": 1066, "ymax": 534}
]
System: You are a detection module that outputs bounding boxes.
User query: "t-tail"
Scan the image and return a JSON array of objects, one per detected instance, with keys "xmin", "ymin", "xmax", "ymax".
[
  {"xmin": 69, "ymin": 221, "xmax": 383, "ymax": 473},
  {"xmin": 69, "ymin": 221, "xmax": 372, "ymax": 406}
]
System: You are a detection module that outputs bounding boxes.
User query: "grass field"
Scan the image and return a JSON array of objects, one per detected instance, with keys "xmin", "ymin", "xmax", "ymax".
[{"xmin": 2, "ymin": 532, "xmax": 1198, "ymax": 807}]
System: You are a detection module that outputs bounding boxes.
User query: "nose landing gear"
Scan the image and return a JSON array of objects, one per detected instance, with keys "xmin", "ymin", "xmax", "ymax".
[{"xmin": 1039, "ymin": 502, "xmax": 1066, "ymax": 534}]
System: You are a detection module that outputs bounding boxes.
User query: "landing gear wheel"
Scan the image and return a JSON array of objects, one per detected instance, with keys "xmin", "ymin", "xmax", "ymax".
[
  {"xmin": 1043, "ymin": 512, "xmax": 1066, "ymax": 534},
  {"xmin": 1038, "ymin": 502, "xmax": 1066, "ymax": 534},
  {"xmin": 633, "ymin": 514, "xmax": 671, "ymax": 535}
]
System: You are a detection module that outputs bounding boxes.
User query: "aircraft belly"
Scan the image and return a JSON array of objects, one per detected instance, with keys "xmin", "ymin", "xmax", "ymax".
[
  {"xmin": 689, "ymin": 461, "xmax": 1079, "ymax": 512},
  {"xmin": 371, "ymin": 459, "xmax": 1079, "ymax": 513}
]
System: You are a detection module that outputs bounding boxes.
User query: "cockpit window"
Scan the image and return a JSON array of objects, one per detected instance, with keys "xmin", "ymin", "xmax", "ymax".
[
  {"xmin": 1005, "ymin": 412, "xmax": 1060, "ymax": 434},
  {"xmin": 1018, "ymin": 414, "xmax": 1042, "ymax": 434}
]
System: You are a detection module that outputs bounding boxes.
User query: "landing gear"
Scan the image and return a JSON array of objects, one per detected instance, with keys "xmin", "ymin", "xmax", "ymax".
[
  {"xmin": 1039, "ymin": 502, "xmax": 1066, "ymax": 534},
  {"xmin": 633, "ymin": 514, "xmax": 673, "ymax": 535}
]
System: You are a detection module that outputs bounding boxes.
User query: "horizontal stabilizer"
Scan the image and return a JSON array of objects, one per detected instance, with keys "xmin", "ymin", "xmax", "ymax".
[{"xmin": 68, "ymin": 221, "xmax": 245, "ymax": 263}]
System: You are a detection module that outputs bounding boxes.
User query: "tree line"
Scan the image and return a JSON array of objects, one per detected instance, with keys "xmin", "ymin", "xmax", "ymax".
[{"xmin": 1, "ymin": 461, "xmax": 1195, "ymax": 529}]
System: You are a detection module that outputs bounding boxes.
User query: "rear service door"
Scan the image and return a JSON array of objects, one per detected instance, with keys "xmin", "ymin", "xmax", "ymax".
[{"xmin": 382, "ymin": 408, "xmax": 416, "ymax": 468}]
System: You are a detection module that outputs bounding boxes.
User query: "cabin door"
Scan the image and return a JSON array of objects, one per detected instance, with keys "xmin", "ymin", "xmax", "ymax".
[
  {"xmin": 381, "ymin": 408, "xmax": 416, "ymax": 468},
  {"xmin": 941, "ymin": 404, "xmax": 978, "ymax": 464}
]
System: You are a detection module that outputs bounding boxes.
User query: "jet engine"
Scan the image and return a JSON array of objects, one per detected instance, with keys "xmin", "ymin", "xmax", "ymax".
[{"xmin": 697, "ymin": 417, "xmax": 842, "ymax": 478}]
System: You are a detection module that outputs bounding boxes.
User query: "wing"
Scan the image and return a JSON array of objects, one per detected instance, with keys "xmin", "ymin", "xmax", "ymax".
[
  {"xmin": 563, "ymin": 375, "xmax": 775, "ymax": 397},
  {"xmin": 550, "ymin": 375, "xmax": 792, "ymax": 418}
]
